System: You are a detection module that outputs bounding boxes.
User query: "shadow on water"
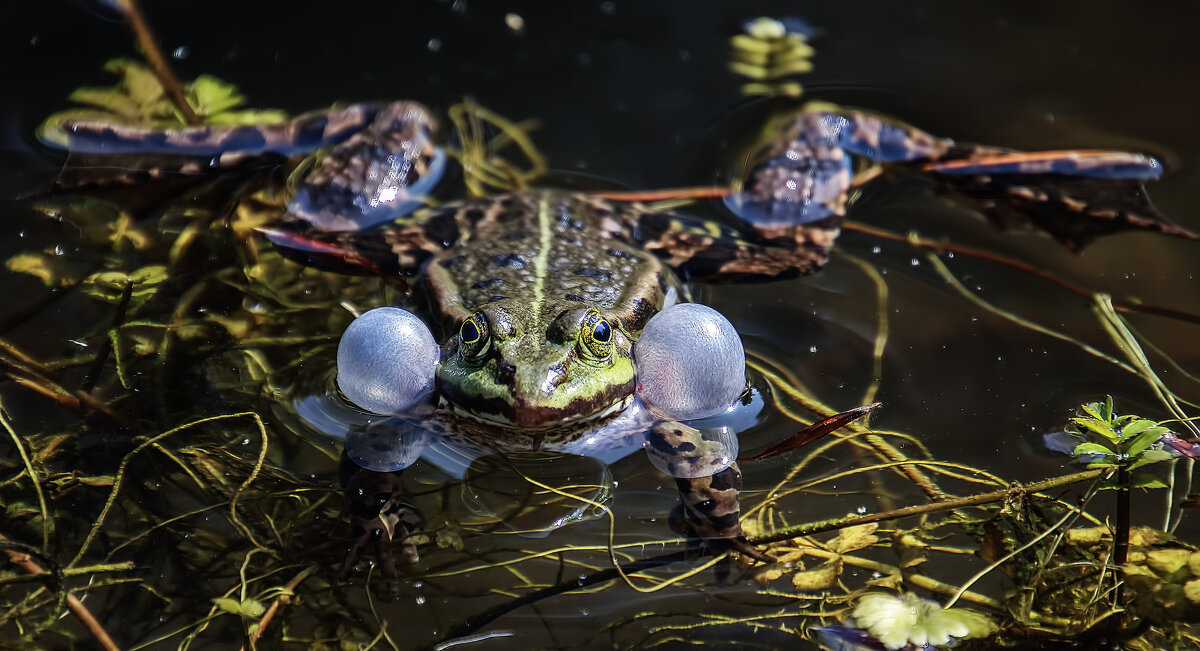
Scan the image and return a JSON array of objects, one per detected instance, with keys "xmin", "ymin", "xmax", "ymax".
[{"xmin": 2, "ymin": 2, "xmax": 1199, "ymax": 648}]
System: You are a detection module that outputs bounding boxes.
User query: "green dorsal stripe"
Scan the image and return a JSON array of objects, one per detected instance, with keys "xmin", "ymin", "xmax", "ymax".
[{"xmin": 531, "ymin": 196, "xmax": 553, "ymax": 325}]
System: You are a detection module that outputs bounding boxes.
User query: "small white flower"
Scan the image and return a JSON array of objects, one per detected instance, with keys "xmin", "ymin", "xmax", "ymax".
[{"xmin": 851, "ymin": 592, "xmax": 995, "ymax": 650}]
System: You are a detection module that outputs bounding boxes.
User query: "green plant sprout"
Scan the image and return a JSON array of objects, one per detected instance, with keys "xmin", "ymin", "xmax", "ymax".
[{"xmin": 1067, "ymin": 396, "xmax": 1176, "ymax": 567}]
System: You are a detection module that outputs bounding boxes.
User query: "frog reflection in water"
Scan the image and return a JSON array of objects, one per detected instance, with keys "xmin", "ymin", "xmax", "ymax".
[{"xmin": 48, "ymin": 98, "xmax": 1183, "ymax": 580}]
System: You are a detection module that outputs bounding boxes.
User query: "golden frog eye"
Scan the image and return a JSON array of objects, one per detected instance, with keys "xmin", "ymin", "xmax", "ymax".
[
  {"xmin": 459, "ymin": 312, "xmax": 491, "ymax": 360},
  {"xmin": 577, "ymin": 309, "xmax": 613, "ymax": 362}
]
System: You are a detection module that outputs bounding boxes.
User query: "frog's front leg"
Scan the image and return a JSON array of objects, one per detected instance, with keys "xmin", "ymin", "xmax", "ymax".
[
  {"xmin": 339, "ymin": 457, "xmax": 425, "ymax": 587},
  {"xmin": 645, "ymin": 422, "xmax": 772, "ymax": 564}
]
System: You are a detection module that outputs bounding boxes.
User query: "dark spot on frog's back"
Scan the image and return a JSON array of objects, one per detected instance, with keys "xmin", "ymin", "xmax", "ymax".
[
  {"xmin": 441, "ymin": 255, "xmax": 465, "ymax": 269},
  {"xmin": 472, "ymin": 278, "xmax": 504, "ymax": 290},
  {"xmin": 626, "ymin": 298, "xmax": 657, "ymax": 331},
  {"xmin": 464, "ymin": 208, "xmax": 485, "ymax": 224},
  {"xmin": 564, "ymin": 294, "xmax": 587, "ymax": 302},
  {"xmin": 295, "ymin": 116, "xmax": 330, "ymax": 147},
  {"xmin": 488, "ymin": 295, "xmax": 507, "ymax": 302},
  {"xmin": 492, "ymin": 253, "xmax": 527, "ymax": 269},
  {"xmin": 574, "ymin": 267, "xmax": 612, "ymax": 280},
  {"xmin": 506, "ymin": 230, "xmax": 529, "ymax": 241}
]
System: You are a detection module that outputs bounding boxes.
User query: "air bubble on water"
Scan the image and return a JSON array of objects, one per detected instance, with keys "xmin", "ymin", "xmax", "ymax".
[
  {"xmin": 809, "ymin": 345, "xmax": 818, "ymax": 353},
  {"xmin": 415, "ymin": 595, "xmax": 426, "ymax": 605},
  {"xmin": 427, "ymin": 38, "xmax": 442, "ymax": 52},
  {"xmin": 871, "ymin": 246, "xmax": 881, "ymax": 254},
  {"xmin": 910, "ymin": 258, "xmax": 920, "ymax": 266},
  {"xmin": 172, "ymin": 46, "xmax": 190, "ymax": 59},
  {"xmin": 856, "ymin": 505, "xmax": 867, "ymax": 514}
]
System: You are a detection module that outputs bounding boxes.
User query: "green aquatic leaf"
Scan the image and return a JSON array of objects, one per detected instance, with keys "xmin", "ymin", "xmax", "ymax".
[
  {"xmin": 1072, "ymin": 417, "xmax": 1118, "ymax": 441},
  {"xmin": 105, "ymin": 58, "xmax": 165, "ymax": 108},
  {"xmin": 1129, "ymin": 472, "xmax": 1169, "ymax": 490},
  {"xmin": 68, "ymin": 88, "xmax": 141, "ymax": 119},
  {"xmin": 1071, "ymin": 442, "xmax": 1114, "ymax": 457},
  {"xmin": 1080, "ymin": 401, "xmax": 1105, "ymax": 421},
  {"xmin": 1118, "ymin": 418, "xmax": 1157, "ymax": 439},
  {"xmin": 1128, "ymin": 449, "xmax": 1174, "ymax": 471},
  {"xmin": 1126, "ymin": 427, "xmax": 1169, "ymax": 456},
  {"xmin": 188, "ymin": 75, "xmax": 247, "ymax": 116},
  {"xmin": 851, "ymin": 592, "xmax": 996, "ymax": 650}
]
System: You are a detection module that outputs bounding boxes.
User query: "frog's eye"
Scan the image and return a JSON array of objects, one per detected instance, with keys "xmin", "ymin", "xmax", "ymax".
[
  {"xmin": 459, "ymin": 312, "xmax": 491, "ymax": 360},
  {"xmin": 577, "ymin": 309, "xmax": 613, "ymax": 362}
]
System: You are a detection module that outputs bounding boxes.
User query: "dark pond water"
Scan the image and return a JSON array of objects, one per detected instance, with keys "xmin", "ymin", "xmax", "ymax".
[{"xmin": 3, "ymin": 1, "xmax": 1200, "ymax": 649}]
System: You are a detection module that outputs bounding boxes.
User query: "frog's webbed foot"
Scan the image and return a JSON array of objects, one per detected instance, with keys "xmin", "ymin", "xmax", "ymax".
[
  {"xmin": 647, "ymin": 422, "xmax": 772, "ymax": 566},
  {"xmin": 281, "ymin": 102, "xmax": 445, "ymax": 231},
  {"xmin": 668, "ymin": 464, "xmax": 772, "ymax": 566},
  {"xmin": 339, "ymin": 459, "xmax": 426, "ymax": 586},
  {"xmin": 728, "ymin": 108, "xmax": 1190, "ymax": 252}
]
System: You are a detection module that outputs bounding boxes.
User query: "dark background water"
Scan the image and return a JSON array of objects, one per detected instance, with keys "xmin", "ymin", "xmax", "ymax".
[{"xmin": 4, "ymin": 1, "xmax": 1200, "ymax": 647}]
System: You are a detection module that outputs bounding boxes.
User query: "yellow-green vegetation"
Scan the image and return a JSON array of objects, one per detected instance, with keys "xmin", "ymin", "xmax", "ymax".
[
  {"xmin": 730, "ymin": 17, "xmax": 815, "ymax": 98},
  {"xmin": 37, "ymin": 59, "xmax": 288, "ymax": 148}
]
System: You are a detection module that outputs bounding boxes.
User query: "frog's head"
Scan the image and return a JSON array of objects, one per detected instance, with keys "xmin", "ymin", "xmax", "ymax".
[
  {"xmin": 335, "ymin": 303, "xmax": 747, "ymax": 430},
  {"xmin": 436, "ymin": 300, "xmax": 636, "ymax": 429}
]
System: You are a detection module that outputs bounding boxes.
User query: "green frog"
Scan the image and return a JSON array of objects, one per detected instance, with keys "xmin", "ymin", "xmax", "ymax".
[{"xmin": 45, "ymin": 99, "xmax": 1175, "ymax": 580}]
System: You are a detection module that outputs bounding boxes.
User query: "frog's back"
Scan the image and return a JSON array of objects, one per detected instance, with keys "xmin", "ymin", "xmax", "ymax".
[{"xmin": 420, "ymin": 191, "xmax": 676, "ymax": 335}]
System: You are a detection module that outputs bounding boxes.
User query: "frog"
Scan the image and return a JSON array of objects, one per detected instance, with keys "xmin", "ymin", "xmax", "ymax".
[{"xmin": 43, "ymin": 98, "xmax": 1181, "ymax": 579}]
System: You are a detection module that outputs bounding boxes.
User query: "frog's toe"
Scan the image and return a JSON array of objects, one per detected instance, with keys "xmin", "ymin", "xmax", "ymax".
[
  {"xmin": 634, "ymin": 303, "xmax": 745, "ymax": 421},
  {"xmin": 723, "ymin": 190, "xmax": 840, "ymax": 228},
  {"xmin": 337, "ymin": 307, "xmax": 439, "ymax": 414}
]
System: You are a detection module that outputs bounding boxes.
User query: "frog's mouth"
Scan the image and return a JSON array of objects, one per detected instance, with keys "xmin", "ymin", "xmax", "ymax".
[{"xmin": 441, "ymin": 393, "xmax": 634, "ymax": 432}]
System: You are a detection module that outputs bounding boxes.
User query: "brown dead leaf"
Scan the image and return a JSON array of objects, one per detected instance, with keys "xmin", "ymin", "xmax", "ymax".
[
  {"xmin": 791, "ymin": 560, "xmax": 841, "ymax": 592},
  {"xmin": 829, "ymin": 523, "xmax": 879, "ymax": 554},
  {"xmin": 893, "ymin": 531, "xmax": 930, "ymax": 570},
  {"xmin": 754, "ymin": 563, "xmax": 785, "ymax": 588}
]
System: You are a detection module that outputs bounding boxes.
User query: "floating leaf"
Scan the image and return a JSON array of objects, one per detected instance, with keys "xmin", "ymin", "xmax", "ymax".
[
  {"xmin": 67, "ymin": 88, "xmax": 141, "ymax": 119},
  {"xmin": 1127, "ymin": 472, "xmax": 1168, "ymax": 490},
  {"xmin": 1127, "ymin": 449, "xmax": 1174, "ymax": 471},
  {"xmin": 830, "ymin": 523, "xmax": 879, "ymax": 554},
  {"xmin": 791, "ymin": 560, "xmax": 840, "ymax": 592},
  {"xmin": 106, "ymin": 58, "xmax": 166, "ymax": 109},
  {"xmin": 1185, "ymin": 579, "xmax": 1200, "ymax": 605},
  {"xmin": 851, "ymin": 592, "xmax": 996, "ymax": 650},
  {"xmin": 1146, "ymin": 549, "xmax": 1192, "ymax": 577},
  {"xmin": 188, "ymin": 75, "xmax": 246, "ymax": 116}
]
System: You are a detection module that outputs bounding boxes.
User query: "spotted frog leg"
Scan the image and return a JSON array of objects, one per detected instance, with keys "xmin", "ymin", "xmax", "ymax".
[
  {"xmin": 44, "ymin": 101, "xmax": 445, "ymax": 230},
  {"xmin": 648, "ymin": 404, "xmax": 878, "ymax": 566},
  {"xmin": 723, "ymin": 108, "xmax": 1193, "ymax": 254}
]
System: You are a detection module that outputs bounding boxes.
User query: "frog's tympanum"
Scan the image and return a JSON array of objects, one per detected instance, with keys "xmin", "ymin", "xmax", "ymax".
[{"xmin": 47, "ymin": 98, "xmax": 1183, "ymax": 580}]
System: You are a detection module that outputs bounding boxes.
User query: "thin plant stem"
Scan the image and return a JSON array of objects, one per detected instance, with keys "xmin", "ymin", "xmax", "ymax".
[{"xmin": 110, "ymin": 0, "xmax": 201, "ymax": 125}]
